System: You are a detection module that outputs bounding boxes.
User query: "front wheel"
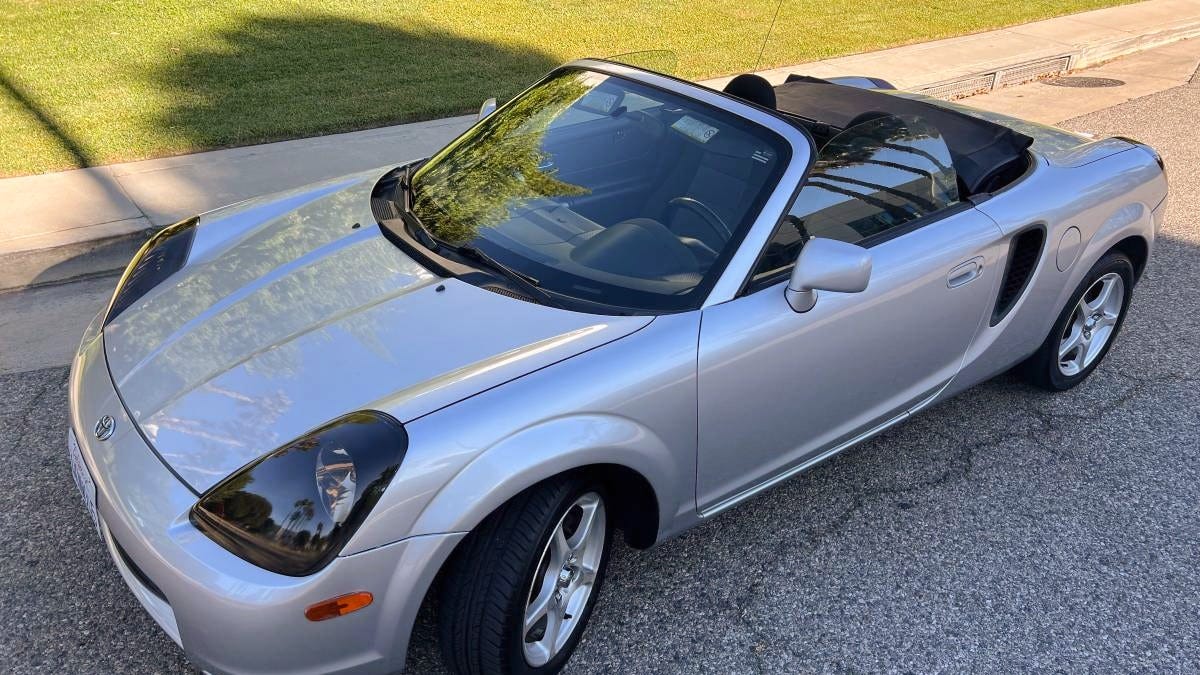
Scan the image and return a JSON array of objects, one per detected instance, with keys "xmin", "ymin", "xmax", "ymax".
[
  {"xmin": 1022, "ymin": 251, "xmax": 1135, "ymax": 391},
  {"xmin": 438, "ymin": 476, "xmax": 611, "ymax": 674}
]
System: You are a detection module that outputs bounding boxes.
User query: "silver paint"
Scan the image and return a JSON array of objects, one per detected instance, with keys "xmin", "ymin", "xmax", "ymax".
[
  {"xmin": 696, "ymin": 207, "xmax": 1002, "ymax": 509},
  {"xmin": 784, "ymin": 238, "xmax": 873, "ymax": 312},
  {"xmin": 1057, "ymin": 226, "xmax": 1083, "ymax": 271},
  {"xmin": 103, "ymin": 172, "xmax": 650, "ymax": 492},
  {"xmin": 67, "ymin": 60, "xmax": 1166, "ymax": 674}
]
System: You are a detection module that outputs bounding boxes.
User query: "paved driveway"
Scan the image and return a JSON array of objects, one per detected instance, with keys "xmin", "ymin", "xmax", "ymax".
[{"xmin": 2, "ymin": 78, "xmax": 1197, "ymax": 673}]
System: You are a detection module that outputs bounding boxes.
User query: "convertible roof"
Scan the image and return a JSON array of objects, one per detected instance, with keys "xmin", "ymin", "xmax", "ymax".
[{"xmin": 772, "ymin": 78, "xmax": 1034, "ymax": 195}]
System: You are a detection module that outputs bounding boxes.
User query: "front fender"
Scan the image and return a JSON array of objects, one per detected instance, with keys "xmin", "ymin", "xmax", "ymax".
[
  {"xmin": 410, "ymin": 413, "xmax": 678, "ymax": 538},
  {"xmin": 340, "ymin": 312, "xmax": 702, "ymax": 556},
  {"xmin": 341, "ymin": 411, "xmax": 685, "ymax": 557}
]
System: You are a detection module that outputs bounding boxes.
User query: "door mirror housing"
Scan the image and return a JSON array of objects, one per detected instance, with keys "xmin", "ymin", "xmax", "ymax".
[
  {"xmin": 785, "ymin": 238, "xmax": 872, "ymax": 312},
  {"xmin": 478, "ymin": 97, "xmax": 498, "ymax": 120}
]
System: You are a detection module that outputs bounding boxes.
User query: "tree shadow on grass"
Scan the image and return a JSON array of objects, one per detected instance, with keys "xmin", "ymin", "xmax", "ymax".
[
  {"xmin": 149, "ymin": 13, "xmax": 559, "ymax": 151},
  {"xmin": 19, "ymin": 15, "xmax": 557, "ymax": 287},
  {"xmin": 0, "ymin": 67, "xmax": 95, "ymax": 169}
]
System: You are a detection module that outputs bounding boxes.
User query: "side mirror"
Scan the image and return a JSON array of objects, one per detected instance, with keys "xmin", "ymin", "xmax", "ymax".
[
  {"xmin": 478, "ymin": 98, "xmax": 498, "ymax": 120},
  {"xmin": 785, "ymin": 238, "xmax": 872, "ymax": 312}
]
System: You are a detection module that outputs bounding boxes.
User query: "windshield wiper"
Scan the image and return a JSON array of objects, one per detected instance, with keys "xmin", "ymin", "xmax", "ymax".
[
  {"xmin": 390, "ymin": 163, "xmax": 561, "ymax": 309},
  {"xmin": 391, "ymin": 165, "xmax": 443, "ymax": 252},
  {"xmin": 453, "ymin": 244, "xmax": 563, "ymax": 309}
]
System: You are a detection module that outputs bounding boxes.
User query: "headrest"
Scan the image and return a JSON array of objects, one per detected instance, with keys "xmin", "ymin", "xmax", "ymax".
[{"xmin": 723, "ymin": 74, "xmax": 776, "ymax": 109}]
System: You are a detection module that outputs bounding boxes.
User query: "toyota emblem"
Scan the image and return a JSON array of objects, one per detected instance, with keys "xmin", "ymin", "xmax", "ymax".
[{"xmin": 94, "ymin": 415, "xmax": 116, "ymax": 441}]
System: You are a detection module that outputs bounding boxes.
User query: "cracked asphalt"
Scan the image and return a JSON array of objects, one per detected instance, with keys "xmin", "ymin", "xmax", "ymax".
[{"xmin": 2, "ymin": 77, "xmax": 1198, "ymax": 673}]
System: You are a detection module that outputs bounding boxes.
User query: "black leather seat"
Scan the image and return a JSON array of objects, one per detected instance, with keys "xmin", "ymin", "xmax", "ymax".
[{"xmin": 571, "ymin": 218, "xmax": 701, "ymax": 283}]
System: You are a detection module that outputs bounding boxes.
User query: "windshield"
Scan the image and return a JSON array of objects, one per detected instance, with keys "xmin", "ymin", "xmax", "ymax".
[{"xmin": 409, "ymin": 67, "xmax": 790, "ymax": 313}]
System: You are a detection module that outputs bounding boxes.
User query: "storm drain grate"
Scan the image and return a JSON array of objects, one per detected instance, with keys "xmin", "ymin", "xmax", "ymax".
[
  {"xmin": 996, "ymin": 55, "xmax": 1072, "ymax": 87},
  {"xmin": 914, "ymin": 54, "xmax": 1072, "ymax": 100},
  {"xmin": 916, "ymin": 73, "xmax": 996, "ymax": 100}
]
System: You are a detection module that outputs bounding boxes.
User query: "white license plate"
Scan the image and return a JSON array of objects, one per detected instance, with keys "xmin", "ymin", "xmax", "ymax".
[{"xmin": 67, "ymin": 428, "xmax": 100, "ymax": 536}]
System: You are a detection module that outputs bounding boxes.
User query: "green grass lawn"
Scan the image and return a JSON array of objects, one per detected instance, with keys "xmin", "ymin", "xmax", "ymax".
[{"xmin": 0, "ymin": 0, "xmax": 1128, "ymax": 176}]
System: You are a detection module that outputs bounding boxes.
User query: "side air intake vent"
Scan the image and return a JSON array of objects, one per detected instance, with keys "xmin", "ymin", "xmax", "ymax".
[{"xmin": 992, "ymin": 227, "xmax": 1045, "ymax": 325}]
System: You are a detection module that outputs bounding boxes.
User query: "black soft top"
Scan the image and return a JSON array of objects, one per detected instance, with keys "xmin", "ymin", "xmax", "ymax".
[{"xmin": 773, "ymin": 78, "xmax": 1034, "ymax": 195}]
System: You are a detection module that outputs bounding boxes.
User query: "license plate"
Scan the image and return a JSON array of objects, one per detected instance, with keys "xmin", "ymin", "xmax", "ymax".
[{"xmin": 67, "ymin": 428, "xmax": 100, "ymax": 536}]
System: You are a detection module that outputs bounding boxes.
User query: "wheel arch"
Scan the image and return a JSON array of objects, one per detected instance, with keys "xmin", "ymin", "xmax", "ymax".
[
  {"xmin": 409, "ymin": 413, "xmax": 679, "ymax": 549},
  {"xmin": 411, "ymin": 463, "xmax": 661, "ymax": 673},
  {"xmin": 395, "ymin": 414, "xmax": 679, "ymax": 669},
  {"xmin": 1109, "ymin": 234, "xmax": 1149, "ymax": 281},
  {"xmin": 571, "ymin": 462, "xmax": 660, "ymax": 549}
]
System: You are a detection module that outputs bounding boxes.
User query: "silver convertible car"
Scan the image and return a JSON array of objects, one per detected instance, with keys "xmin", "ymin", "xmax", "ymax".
[{"xmin": 68, "ymin": 59, "xmax": 1166, "ymax": 674}]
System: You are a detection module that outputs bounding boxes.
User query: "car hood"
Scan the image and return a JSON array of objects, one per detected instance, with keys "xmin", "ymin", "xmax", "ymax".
[{"xmin": 103, "ymin": 170, "xmax": 651, "ymax": 492}]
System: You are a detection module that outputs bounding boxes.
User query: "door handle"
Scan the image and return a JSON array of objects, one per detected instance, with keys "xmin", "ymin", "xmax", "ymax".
[{"xmin": 947, "ymin": 257, "xmax": 984, "ymax": 288}]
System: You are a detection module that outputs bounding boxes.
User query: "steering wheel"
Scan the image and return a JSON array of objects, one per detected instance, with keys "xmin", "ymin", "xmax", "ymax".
[{"xmin": 666, "ymin": 196, "xmax": 733, "ymax": 243}]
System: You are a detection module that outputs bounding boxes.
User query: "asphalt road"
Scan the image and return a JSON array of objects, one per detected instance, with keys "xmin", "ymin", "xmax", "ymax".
[{"xmin": 2, "ymin": 77, "xmax": 1198, "ymax": 673}]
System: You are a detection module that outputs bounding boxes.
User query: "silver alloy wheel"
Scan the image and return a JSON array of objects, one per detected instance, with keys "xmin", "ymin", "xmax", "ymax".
[
  {"xmin": 522, "ymin": 491, "xmax": 606, "ymax": 667},
  {"xmin": 1058, "ymin": 272, "xmax": 1125, "ymax": 377}
]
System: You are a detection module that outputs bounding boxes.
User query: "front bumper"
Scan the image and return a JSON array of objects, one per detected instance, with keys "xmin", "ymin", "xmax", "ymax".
[{"xmin": 68, "ymin": 313, "xmax": 463, "ymax": 674}]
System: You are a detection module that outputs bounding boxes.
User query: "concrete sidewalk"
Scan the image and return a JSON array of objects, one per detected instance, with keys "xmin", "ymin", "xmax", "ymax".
[
  {"xmin": 3, "ymin": 0, "xmax": 1199, "ymax": 291},
  {"xmin": 705, "ymin": 0, "xmax": 1200, "ymax": 91},
  {"xmin": 0, "ymin": 115, "xmax": 476, "ymax": 290},
  {"xmin": 967, "ymin": 37, "xmax": 1200, "ymax": 125}
]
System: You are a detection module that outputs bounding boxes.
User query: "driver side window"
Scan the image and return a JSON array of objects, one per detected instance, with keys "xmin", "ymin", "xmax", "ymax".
[{"xmin": 752, "ymin": 114, "xmax": 960, "ymax": 282}]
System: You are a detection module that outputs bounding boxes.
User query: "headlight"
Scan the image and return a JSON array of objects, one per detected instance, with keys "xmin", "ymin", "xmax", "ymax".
[
  {"xmin": 189, "ymin": 411, "xmax": 408, "ymax": 576},
  {"xmin": 104, "ymin": 216, "xmax": 199, "ymax": 325}
]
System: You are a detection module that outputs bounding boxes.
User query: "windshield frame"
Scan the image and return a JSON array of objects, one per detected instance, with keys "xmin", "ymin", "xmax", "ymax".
[{"xmin": 388, "ymin": 60, "xmax": 815, "ymax": 315}]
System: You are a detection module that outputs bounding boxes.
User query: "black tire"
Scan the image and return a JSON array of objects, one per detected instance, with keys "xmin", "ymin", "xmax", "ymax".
[
  {"xmin": 438, "ymin": 476, "xmax": 612, "ymax": 675},
  {"xmin": 1022, "ymin": 251, "xmax": 1135, "ymax": 391}
]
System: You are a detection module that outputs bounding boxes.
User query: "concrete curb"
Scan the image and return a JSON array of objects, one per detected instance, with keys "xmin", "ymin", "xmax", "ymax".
[
  {"xmin": 0, "ymin": 115, "xmax": 476, "ymax": 291},
  {"xmin": 2, "ymin": 0, "xmax": 1198, "ymax": 292},
  {"xmin": 0, "ymin": 231, "xmax": 147, "ymax": 293},
  {"xmin": 1079, "ymin": 16, "xmax": 1200, "ymax": 66},
  {"xmin": 909, "ymin": 15, "xmax": 1200, "ymax": 99}
]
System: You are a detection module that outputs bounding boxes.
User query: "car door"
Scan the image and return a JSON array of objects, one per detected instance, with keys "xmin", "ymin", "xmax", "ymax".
[{"xmin": 695, "ymin": 114, "xmax": 1006, "ymax": 512}]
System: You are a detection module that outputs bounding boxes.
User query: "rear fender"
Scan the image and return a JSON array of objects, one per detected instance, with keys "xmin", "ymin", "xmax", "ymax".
[{"xmin": 950, "ymin": 147, "xmax": 1162, "ymax": 393}]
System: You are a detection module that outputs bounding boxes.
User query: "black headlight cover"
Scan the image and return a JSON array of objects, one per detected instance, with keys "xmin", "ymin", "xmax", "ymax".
[
  {"xmin": 190, "ymin": 411, "xmax": 408, "ymax": 576},
  {"xmin": 104, "ymin": 216, "xmax": 199, "ymax": 326}
]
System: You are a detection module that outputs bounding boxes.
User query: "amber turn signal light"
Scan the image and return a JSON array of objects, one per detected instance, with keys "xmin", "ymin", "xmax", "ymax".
[{"xmin": 305, "ymin": 591, "xmax": 373, "ymax": 621}]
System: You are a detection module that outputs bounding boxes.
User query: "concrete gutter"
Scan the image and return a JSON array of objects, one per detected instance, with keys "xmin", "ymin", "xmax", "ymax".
[
  {"xmin": 702, "ymin": 0, "xmax": 1200, "ymax": 92},
  {"xmin": 2, "ymin": 0, "xmax": 1198, "ymax": 292}
]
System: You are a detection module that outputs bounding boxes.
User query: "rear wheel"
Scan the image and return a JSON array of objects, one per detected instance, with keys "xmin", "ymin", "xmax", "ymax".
[
  {"xmin": 438, "ymin": 476, "xmax": 611, "ymax": 674},
  {"xmin": 1023, "ymin": 251, "xmax": 1134, "ymax": 390}
]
